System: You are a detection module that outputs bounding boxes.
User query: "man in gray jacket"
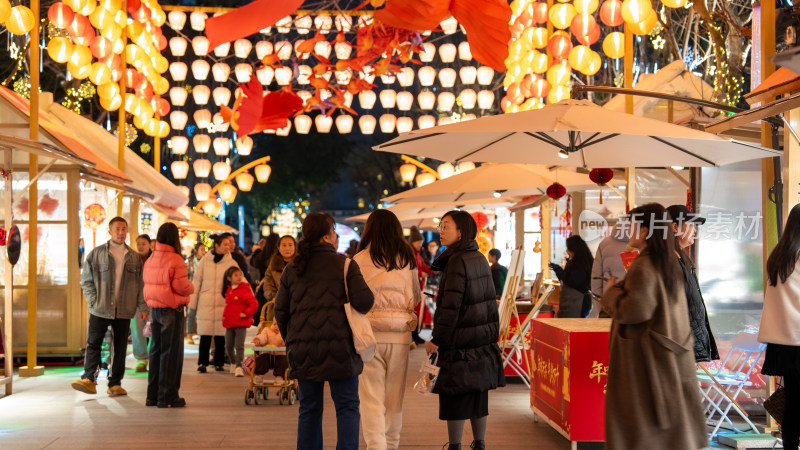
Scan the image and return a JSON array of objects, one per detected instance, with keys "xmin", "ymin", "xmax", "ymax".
[
  {"xmin": 590, "ymin": 218, "xmax": 631, "ymax": 317},
  {"xmin": 72, "ymin": 217, "xmax": 148, "ymax": 396}
]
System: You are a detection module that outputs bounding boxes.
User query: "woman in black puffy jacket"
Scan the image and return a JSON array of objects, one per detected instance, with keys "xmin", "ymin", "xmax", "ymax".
[
  {"xmin": 274, "ymin": 213, "xmax": 374, "ymax": 450},
  {"xmin": 426, "ymin": 210, "xmax": 505, "ymax": 450}
]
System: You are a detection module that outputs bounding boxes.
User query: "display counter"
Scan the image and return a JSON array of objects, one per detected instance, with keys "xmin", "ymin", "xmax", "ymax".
[{"xmin": 530, "ymin": 318, "xmax": 611, "ymax": 449}]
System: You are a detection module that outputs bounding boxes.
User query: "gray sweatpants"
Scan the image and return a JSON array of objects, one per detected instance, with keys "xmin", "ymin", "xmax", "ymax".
[{"xmin": 225, "ymin": 327, "xmax": 247, "ymax": 368}]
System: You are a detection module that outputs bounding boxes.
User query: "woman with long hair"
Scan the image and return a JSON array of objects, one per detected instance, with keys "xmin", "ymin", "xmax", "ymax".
[
  {"xmin": 259, "ymin": 235, "xmax": 297, "ymax": 323},
  {"xmin": 353, "ymin": 210, "xmax": 421, "ymax": 450},
  {"xmin": 760, "ymin": 203, "xmax": 800, "ymax": 450},
  {"xmin": 549, "ymin": 235, "xmax": 594, "ymax": 318},
  {"xmin": 601, "ymin": 203, "xmax": 706, "ymax": 450},
  {"xmin": 189, "ymin": 233, "xmax": 241, "ymax": 373},
  {"xmin": 274, "ymin": 213, "xmax": 374, "ymax": 450},
  {"xmin": 185, "ymin": 242, "xmax": 206, "ymax": 344},
  {"xmin": 426, "ymin": 210, "xmax": 505, "ymax": 450},
  {"xmin": 142, "ymin": 223, "xmax": 194, "ymax": 408}
]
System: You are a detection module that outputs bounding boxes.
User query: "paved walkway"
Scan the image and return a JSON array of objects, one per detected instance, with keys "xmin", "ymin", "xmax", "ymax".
[{"xmin": 0, "ymin": 330, "xmax": 574, "ymax": 449}]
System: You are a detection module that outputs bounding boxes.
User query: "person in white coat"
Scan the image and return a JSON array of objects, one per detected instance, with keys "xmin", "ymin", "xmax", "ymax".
[
  {"xmin": 189, "ymin": 233, "xmax": 241, "ymax": 372},
  {"xmin": 353, "ymin": 210, "xmax": 421, "ymax": 450},
  {"xmin": 760, "ymin": 203, "xmax": 800, "ymax": 450}
]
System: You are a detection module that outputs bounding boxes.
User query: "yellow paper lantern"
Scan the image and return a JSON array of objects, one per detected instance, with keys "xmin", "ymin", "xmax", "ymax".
[
  {"xmin": 79, "ymin": 0, "xmax": 96, "ymax": 16},
  {"xmin": 97, "ymin": 81, "xmax": 119, "ymax": 99},
  {"xmin": 99, "ymin": 0, "xmax": 120, "ymax": 13},
  {"xmin": 69, "ymin": 45, "xmax": 92, "ymax": 67},
  {"xmin": 0, "ymin": 0, "xmax": 12, "ymax": 24},
  {"xmin": 567, "ymin": 45, "xmax": 592, "ymax": 72},
  {"xmin": 661, "ymin": 0, "xmax": 687, "ymax": 7},
  {"xmin": 6, "ymin": 5, "xmax": 35, "ymax": 35},
  {"xmin": 602, "ymin": 32, "xmax": 625, "ymax": 59},
  {"xmin": 89, "ymin": 62, "xmax": 112, "ymax": 85},
  {"xmin": 254, "ymin": 164, "xmax": 271, "ymax": 183},
  {"xmin": 133, "ymin": 114, "xmax": 147, "ymax": 130},
  {"xmin": 580, "ymin": 51, "xmax": 602, "ymax": 76},
  {"xmin": 111, "ymin": 38, "xmax": 124, "ymax": 55},
  {"xmin": 628, "ymin": 10, "xmax": 657, "ymax": 35},
  {"xmin": 154, "ymin": 77, "xmax": 169, "ymax": 95},
  {"xmin": 621, "ymin": 0, "xmax": 652, "ymax": 24},
  {"xmin": 153, "ymin": 55, "xmax": 169, "ymax": 74},
  {"xmin": 100, "ymin": 22, "xmax": 122, "ymax": 41},
  {"xmin": 218, "ymin": 183, "xmax": 237, "ymax": 203},
  {"xmin": 529, "ymin": 51, "xmax": 549, "ymax": 74},
  {"xmin": 100, "ymin": 94, "xmax": 121, "ymax": 111},
  {"xmin": 527, "ymin": 27, "xmax": 548, "ymax": 49},
  {"xmin": 547, "ymin": 85, "xmax": 570, "ymax": 104},
  {"xmin": 67, "ymin": 62, "xmax": 91, "ymax": 79},
  {"xmin": 574, "ymin": 0, "xmax": 599, "ymax": 14},
  {"xmin": 89, "ymin": 7, "xmax": 113, "ymax": 30},
  {"xmin": 47, "ymin": 37, "xmax": 73, "ymax": 63},
  {"xmin": 546, "ymin": 61, "xmax": 571, "ymax": 86},
  {"xmin": 548, "ymin": 3, "xmax": 575, "ymax": 29},
  {"xmin": 235, "ymin": 172, "xmax": 255, "ymax": 192}
]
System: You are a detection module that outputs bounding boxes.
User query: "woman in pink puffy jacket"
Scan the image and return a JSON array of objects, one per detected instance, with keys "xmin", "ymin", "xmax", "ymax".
[{"xmin": 142, "ymin": 223, "xmax": 194, "ymax": 408}]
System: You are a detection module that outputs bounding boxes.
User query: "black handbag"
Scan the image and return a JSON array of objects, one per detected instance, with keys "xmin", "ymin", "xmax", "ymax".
[{"xmin": 764, "ymin": 384, "xmax": 786, "ymax": 424}]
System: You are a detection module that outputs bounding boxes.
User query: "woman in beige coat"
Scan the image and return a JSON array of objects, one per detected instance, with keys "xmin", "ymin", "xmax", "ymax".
[{"xmin": 601, "ymin": 203, "xmax": 706, "ymax": 450}]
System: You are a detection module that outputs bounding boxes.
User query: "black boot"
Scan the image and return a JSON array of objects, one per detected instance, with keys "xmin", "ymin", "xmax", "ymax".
[
  {"xmin": 470, "ymin": 440, "xmax": 485, "ymax": 450},
  {"xmin": 442, "ymin": 444, "xmax": 460, "ymax": 450}
]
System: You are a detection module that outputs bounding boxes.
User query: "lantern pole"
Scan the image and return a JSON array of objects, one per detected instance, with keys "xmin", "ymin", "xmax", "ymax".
[
  {"xmin": 153, "ymin": 115, "xmax": 160, "ymax": 171},
  {"xmin": 20, "ymin": 0, "xmax": 44, "ymax": 378},
  {"xmin": 192, "ymin": 155, "xmax": 271, "ymax": 210},
  {"xmin": 117, "ymin": 0, "xmax": 127, "ymax": 217}
]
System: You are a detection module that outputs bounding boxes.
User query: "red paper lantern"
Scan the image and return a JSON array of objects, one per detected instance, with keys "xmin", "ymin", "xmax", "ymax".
[
  {"xmin": 547, "ymin": 34, "xmax": 573, "ymax": 60},
  {"xmin": 0, "ymin": 228, "xmax": 6, "ymax": 246},
  {"xmin": 90, "ymin": 35, "xmax": 113, "ymax": 59},
  {"xmin": 471, "ymin": 212, "xmax": 490, "ymax": 230},
  {"xmin": 575, "ymin": 22, "xmax": 601, "ymax": 46},
  {"xmin": 500, "ymin": 95, "xmax": 514, "ymax": 112},
  {"xmin": 531, "ymin": 2, "xmax": 548, "ymax": 24},
  {"xmin": 127, "ymin": 0, "xmax": 141, "ymax": 15},
  {"xmin": 520, "ymin": 74, "xmax": 535, "ymax": 98},
  {"xmin": 135, "ymin": 4, "xmax": 150, "ymax": 22},
  {"xmin": 531, "ymin": 77, "xmax": 549, "ymax": 98},
  {"xmin": 153, "ymin": 97, "xmax": 170, "ymax": 116},
  {"xmin": 99, "ymin": 53, "xmax": 121, "ymax": 71},
  {"xmin": 589, "ymin": 168, "xmax": 614, "ymax": 185},
  {"xmin": 599, "ymin": 0, "xmax": 623, "ymax": 26},
  {"xmin": 571, "ymin": 14, "xmax": 600, "ymax": 45},
  {"xmin": 48, "ymin": 3, "xmax": 75, "ymax": 29},
  {"xmin": 507, "ymin": 81, "xmax": 524, "ymax": 104},
  {"xmin": 67, "ymin": 14, "xmax": 91, "ymax": 38},
  {"xmin": 546, "ymin": 182, "xmax": 566, "ymax": 200},
  {"xmin": 84, "ymin": 203, "xmax": 107, "ymax": 231}
]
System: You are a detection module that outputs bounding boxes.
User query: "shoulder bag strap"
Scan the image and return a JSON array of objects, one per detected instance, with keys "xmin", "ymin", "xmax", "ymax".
[{"xmin": 343, "ymin": 258, "xmax": 350, "ymax": 303}]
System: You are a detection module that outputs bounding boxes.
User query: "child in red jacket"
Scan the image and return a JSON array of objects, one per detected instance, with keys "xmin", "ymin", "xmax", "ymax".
[{"xmin": 222, "ymin": 266, "xmax": 258, "ymax": 377}]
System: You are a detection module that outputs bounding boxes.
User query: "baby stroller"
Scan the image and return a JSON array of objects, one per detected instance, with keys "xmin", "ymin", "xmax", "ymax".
[{"xmin": 244, "ymin": 300, "xmax": 298, "ymax": 406}]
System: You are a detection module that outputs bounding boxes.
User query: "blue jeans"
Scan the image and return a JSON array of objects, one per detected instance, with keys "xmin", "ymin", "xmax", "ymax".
[
  {"xmin": 131, "ymin": 313, "xmax": 149, "ymax": 361},
  {"xmin": 297, "ymin": 376, "xmax": 360, "ymax": 450},
  {"xmin": 147, "ymin": 308, "xmax": 185, "ymax": 403}
]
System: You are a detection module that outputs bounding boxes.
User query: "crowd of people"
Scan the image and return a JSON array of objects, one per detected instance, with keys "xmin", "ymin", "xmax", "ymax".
[{"xmin": 65, "ymin": 200, "xmax": 800, "ymax": 450}]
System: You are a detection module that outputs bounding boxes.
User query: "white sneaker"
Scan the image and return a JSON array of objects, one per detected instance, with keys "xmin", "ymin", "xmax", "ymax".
[
  {"xmin": 230, "ymin": 365, "xmax": 236, "ymax": 374},
  {"xmin": 234, "ymin": 367, "xmax": 244, "ymax": 377}
]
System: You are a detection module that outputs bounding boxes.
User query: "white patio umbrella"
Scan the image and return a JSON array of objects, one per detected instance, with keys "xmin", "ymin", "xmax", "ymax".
[
  {"xmin": 373, "ymin": 100, "xmax": 782, "ymax": 167},
  {"xmin": 382, "ymin": 163, "xmax": 620, "ymax": 204}
]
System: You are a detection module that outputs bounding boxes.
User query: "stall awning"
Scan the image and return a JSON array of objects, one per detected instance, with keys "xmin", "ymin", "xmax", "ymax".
[
  {"xmin": 704, "ymin": 92, "xmax": 800, "ymax": 135},
  {"xmin": 169, "ymin": 208, "xmax": 237, "ymax": 234},
  {"xmin": 745, "ymin": 67, "xmax": 800, "ymax": 105},
  {"xmin": 509, "ymin": 195, "xmax": 547, "ymax": 212},
  {"xmin": 147, "ymin": 201, "xmax": 190, "ymax": 221},
  {"xmin": 0, "ymin": 133, "xmax": 95, "ymax": 167}
]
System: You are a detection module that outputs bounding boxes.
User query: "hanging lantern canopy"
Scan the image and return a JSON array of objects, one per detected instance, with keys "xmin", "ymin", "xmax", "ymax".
[
  {"xmin": 212, "ymin": 62, "xmax": 230, "ymax": 82},
  {"xmin": 477, "ymin": 66, "xmax": 495, "ymax": 85},
  {"xmin": 273, "ymin": 40, "xmax": 292, "ymax": 60},
  {"xmin": 170, "ymin": 161, "xmax": 189, "ymax": 179},
  {"xmin": 437, "ymin": 162, "xmax": 455, "ymax": 179},
  {"xmin": 437, "ymin": 92, "xmax": 456, "ymax": 111},
  {"xmin": 191, "ymin": 59, "xmax": 210, "ymax": 80},
  {"xmin": 70, "ymin": 44, "xmax": 92, "ymax": 67},
  {"xmin": 662, "ymin": 0, "xmax": 687, "ymax": 7},
  {"xmin": 89, "ymin": 62, "xmax": 113, "ymax": 85},
  {"xmin": 416, "ymin": 172, "xmax": 436, "ymax": 187},
  {"xmin": 396, "ymin": 117, "xmax": 413, "ymax": 133},
  {"xmin": 192, "ymin": 134, "xmax": 211, "ymax": 153},
  {"xmin": 169, "ymin": 86, "xmax": 187, "ymax": 106},
  {"xmin": 333, "ymin": 68, "xmax": 351, "ymax": 85},
  {"xmin": 315, "ymin": 115, "xmax": 333, "ymax": 133},
  {"xmin": 396, "ymin": 92, "xmax": 413, "ymax": 111},
  {"xmin": 189, "ymin": 11, "xmax": 206, "ymax": 31},
  {"xmin": 254, "ymin": 164, "xmax": 271, "ymax": 182},
  {"xmin": 213, "ymin": 137, "xmax": 230, "ymax": 156},
  {"xmin": 358, "ymin": 115, "xmax": 376, "ymax": 134},
  {"xmin": 419, "ymin": 42, "xmax": 436, "ymax": 62},
  {"xmin": 170, "ymin": 110, "xmax": 188, "ymax": 130},
  {"xmin": 418, "ymin": 67, "xmax": 436, "ymax": 87},
  {"xmin": 358, "ymin": 90, "xmax": 377, "ymax": 109},
  {"xmin": 335, "ymin": 115, "xmax": 353, "ymax": 133},
  {"xmin": 192, "ymin": 85, "xmax": 210, "ymax": 105},
  {"xmin": 547, "ymin": 85, "xmax": 571, "ymax": 104},
  {"xmin": 193, "ymin": 182, "xmax": 211, "ymax": 201},
  {"xmin": 530, "ymin": 77, "xmax": 550, "ymax": 98},
  {"xmin": 546, "ymin": 182, "xmax": 566, "ymax": 200},
  {"xmin": 417, "ymin": 91, "xmax": 435, "ymax": 110},
  {"xmin": 397, "ymin": 67, "xmax": 415, "ymax": 87},
  {"xmin": 456, "ymin": 161, "xmax": 476, "ymax": 173},
  {"xmin": 438, "ymin": 68, "xmax": 457, "ymax": 88},
  {"xmin": 168, "ymin": 37, "xmax": 187, "ymax": 56},
  {"xmin": 294, "ymin": 114, "xmax": 312, "ymax": 134},
  {"xmin": 603, "ymin": 32, "xmax": 625, "ymax": 59},
  {"xmin": 235, "ymin": 135, "xmax": 253, "ymax": 155},
  {"xmin": 459, "ymin": 89, "xmax": 477, "ymax": 109},
  {"xmin": 194, "ymin": 109, "xmax": 211, "ymax": 128},
  {"xmin": 530, "ymin": 2, "xmax": 548, "ymax": 23},
  {"xmin": 477, "ymin": 90, "xmax": 495, "ymax": 109},
  {"xmin": 218, "ymin": 183, "xmax": 237, "ymax": 203},
  {"xmin": 589, "ymin": 167, "xmax": 614, "ymax": 203},
  {"xmin": 379, "ymin": 114, "xmax": 396, "ymax": 133},
  {"xmin": 599, "ymin": 0, "xmax": 623, "ymax": 26},
  {"xmin": 418, "ymin": 115, "xmax": 436, "ymax": 130},
  {"xmin": 170, "ymin": 136, "xmax": 189, "ymax": 155},
  {"xmin": 399, "ymin": 163, "xmax": 417, "ymax": 182},
  {"xmin": 213, "ymin": 162, "xmax": 232, "ymax": 181},
  {"xmin": 211, "ymin": 42, "xmax": 230, "ymax": 58},
  {"xmin": 193, "ymin": 159, "xmax": 211, "ymax": 177},
  {"xmin": 235, "ymin": 172, "xmax": 255, "ymax": 191},
  {"xmin": 438, "ymin": 43, "xmax": 456, "ymax": 63},
  {"xmin": 234, "ymin": 64, "xmax": 253, "ymax": 83},
  {"xmin": 314, "ymin": 14, "xmax": 332, "ymax": 33},
  {"xmin": 459, "ymin": 66, "xmax": 477, "ymax": 84},
  {"xmin": 192, "ymin": 36, "xmax": 210, "ymax": 56}
]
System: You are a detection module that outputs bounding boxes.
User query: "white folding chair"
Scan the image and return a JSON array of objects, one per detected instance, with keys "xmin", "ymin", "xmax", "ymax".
[{"xmin": 696, "ymin": 331, "xmax": 766, "ymax": 440}]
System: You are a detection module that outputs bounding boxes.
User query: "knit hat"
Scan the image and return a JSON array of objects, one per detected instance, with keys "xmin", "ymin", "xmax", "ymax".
[{"xmin": 408, "ymin": 226, "xmax": 424, "ymax": 243}]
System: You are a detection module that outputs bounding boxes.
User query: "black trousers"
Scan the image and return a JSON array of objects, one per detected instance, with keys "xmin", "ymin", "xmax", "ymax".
[
  {"xmin": 147, "ymin": 308, "xmax": 185, "ymax": 403},
  {"xmin": 197, "ymin": 335, "xmax": 225, "ymax": 367},
  {"xmin": 785, "ymin": 373, "xmax": 800, "ymax": 450},
  {"xmin": 82, "ymin": 314, "xmax": 130, "ymax": 387}
]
